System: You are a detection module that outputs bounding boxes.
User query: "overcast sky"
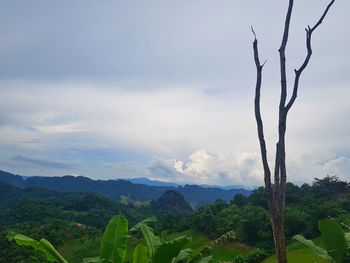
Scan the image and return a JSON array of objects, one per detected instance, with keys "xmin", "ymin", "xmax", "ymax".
[{"xmin": 0, "ymin": 0, "xmax": 349, "ymax": 186}]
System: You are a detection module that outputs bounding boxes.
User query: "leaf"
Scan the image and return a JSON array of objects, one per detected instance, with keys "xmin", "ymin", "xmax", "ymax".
[
  {"xmin": 99, "ymin": 215, "xmax": 128, "ymax": 263},
  {"xmin": 344, "ymin": 232, "xmax": 350, "ymax": 247},
  {"xmin": 7, "ymin": 232, "xmax": 68, "ymax": 263},
  {"xmin": 140, "ymin": 224, "xmax": 161, "ymax": 258},
  {"xmin": 292, "ymin": 234, "xmax": 332, "ymax": 261},
  {"xmin": 171, "ymin": 248, "xmax": 193, "ymax": 263},
  {"xmin": 39, "ymin": 238, "xmax": 69, "ymax": 263},
  {"xmin": 153, "ymin": 235, "xmax": 189, "ymax": 263},
  {"xmin": 319, "ymin": 219, "xmax": 347, "ymax": 263},
  {"xmin": 133, "ymin": 244, "xmax": 149, "ymax": 263},
  {"xmin": 130, "ymin": 217, "xmax": 157, "ymax": 233}
]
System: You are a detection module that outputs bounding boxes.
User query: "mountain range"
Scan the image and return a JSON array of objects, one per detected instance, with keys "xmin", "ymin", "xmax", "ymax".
[
  {"xmin": 0, "ymin": 170, "xmax": 251, "ymax": 208},
  {"xmin": 125, "ymin": 177, "xmax": 256, "ymax": 190}
]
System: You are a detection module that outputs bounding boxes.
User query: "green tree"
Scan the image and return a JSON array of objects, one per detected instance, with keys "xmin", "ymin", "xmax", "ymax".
[{"xmin": 231, "ymin": 194, "xmax": 248, "ymax": 207}]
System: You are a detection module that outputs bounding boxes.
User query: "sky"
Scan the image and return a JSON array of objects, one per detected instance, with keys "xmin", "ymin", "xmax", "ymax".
[{"xmin": 0, "ymin": 0, "xmax": 349, "ymax": 187}]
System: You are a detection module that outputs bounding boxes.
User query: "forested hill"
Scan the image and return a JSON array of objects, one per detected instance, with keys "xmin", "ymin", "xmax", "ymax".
[{"xmin": 0, "ymin": 170, "xmax": 250, "ymax": 207}]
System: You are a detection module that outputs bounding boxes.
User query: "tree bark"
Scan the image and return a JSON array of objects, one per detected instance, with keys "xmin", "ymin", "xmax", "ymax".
[{"xmin": 251, "ymin": 1, "xmax": 335, "ymax": 262}]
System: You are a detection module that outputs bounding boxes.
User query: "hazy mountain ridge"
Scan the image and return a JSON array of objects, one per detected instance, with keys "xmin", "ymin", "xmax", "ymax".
[
  {"xmin": 0, "ymin": 170, "xmax": 251, "ymax": 207},
  {"xmin": 124, "ymin": 177, "xmax": 180, "ymax": 187},
  {"xmin": 125, "ymin": 177, "xmax": 255, "ymax": 190}
]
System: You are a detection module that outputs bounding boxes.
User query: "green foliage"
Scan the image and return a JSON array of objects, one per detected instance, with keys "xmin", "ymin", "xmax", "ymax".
[
  {"xmin": 151, "ymin": 190, "xmax": 193, "ymax": 213},
  {"xmin": 99, "ymin": 215, "xmax": 128, "ymax": 263},
  {"xmin": 312, "ymin": 176, "xmax": 348, "ymax": 199},
  {"xmin": 236, "ymin": 206, "xmax": 272, "ymax": 247},
  {"xmin": 293, "ymin": 219, "xmax": 350, "ymax": 263},
  {"xmin": 262, "ymin": 246, "xmax": 330, "ymax": 263},
  {"xmin": 7, "ymin": 216, "xmax": 129, "ymax": 263},
  {"xmin": 171, "ymin": 248, "xmax": 193, "ymax": 263},
  {"xmin": 319, "ymin": 219, "xmax": 347, "ymax": 263},
  {"xmin": 292, "ymin": 235, "xmax": 331, "ymax": 261},
  {"xmin": 284, "ymin": 207, "xmax": 310, "ymax": 240},
  {"xmin": 133, "ymin": 244, "xmax": 148, "ymax": 263},
  {"xmin": 7, "ymin": 232, "xmax": 68, "ymax": 263},
  {"xmin": 3, "ymin": 174, "xmax": 350, "ymax": 262},
  {"xmin": 231, "ymin": 194, "xmax": 248, "ymax": 207},
  {"xmin": 232, "ymin": 248, "xmax": 269, "ymax": 263},
  {"xmin": 132, "ymin": 219, "xmax": 213, "ymax": 263},
  {"xmin": 153, "ymin": 235, "xmax": 189, "ymax": 263},
  {"xmin": 8, "ymin": 215, "xmax": 211, "ymax": 263},
  {"xmin": 140, "ymin": 224, "xmax": 161, "ymax": 259},
  {"xmin": 248, "ymin": 187, "xmax": 268, "ymax": 209},
  {"xmin": 158, "ymin": 212, "xmax": 193, "ymax": 233}
]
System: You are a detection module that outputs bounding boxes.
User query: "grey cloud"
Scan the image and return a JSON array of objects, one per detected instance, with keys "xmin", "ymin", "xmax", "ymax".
[
  {"xmin": 12, "ymin": 155, "xmax": 77, "ymax": 170},
  {"xmin": 148, "ymin": 158, "xmax": 180, "ymax": 179},
  {"xmin": 0, "ymin": 1, "xmax": 348, "ymax": 186},
  {"xmin": 0, "ymin": 0, "xmax": 348, "ymax": 85}
]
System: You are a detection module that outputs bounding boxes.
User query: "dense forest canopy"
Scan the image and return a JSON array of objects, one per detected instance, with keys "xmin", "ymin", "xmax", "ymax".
[{"xmin": 1, "ymin": 172, "xmax": 349, "ymax": 262}]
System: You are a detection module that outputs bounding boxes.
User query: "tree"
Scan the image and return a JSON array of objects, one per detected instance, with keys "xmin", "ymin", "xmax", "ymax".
[
  {"xmin": 251, "ymin": 1, "xmax": 336, "ymax": 262},
  {"xmin": 231, "ymin": 194, "xmax": 248, "ymax": 207}
]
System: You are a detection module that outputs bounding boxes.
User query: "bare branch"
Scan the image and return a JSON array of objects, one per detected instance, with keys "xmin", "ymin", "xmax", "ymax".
[
  {"xmin": 252, "ymin": 28, "xmax": 272, "ymax": 198},
  {"xmin": 311, "ymin": 0, "xmax": 336, "ymax": 32},
  {"xmin": 279, "ymin": 0, "xmax": 294, "ymax": 52},
  {"xmin": 251, "ymin": 26, "xmax": 257, "ymax": 40},
  {"xmin": 285, "ymin": 0, "xmax": 336, "ymax": 111},
  {"xmin": 279, "ymin": 0, "xmax": 294, "ymax": 109}
]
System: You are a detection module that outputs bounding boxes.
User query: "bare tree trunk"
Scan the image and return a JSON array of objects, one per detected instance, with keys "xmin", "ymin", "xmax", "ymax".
[{"xmin": 251, "ymin": 1, "xmax": 335, "ymax": 262}]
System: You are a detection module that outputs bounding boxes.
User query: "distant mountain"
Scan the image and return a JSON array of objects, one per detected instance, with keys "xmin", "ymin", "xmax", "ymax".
[
  {"xmin": 125, "ymin": 177, "xmax": 254, "ymax": 190},
  {"xmin": 125, "ymin": 177, "xmax": 179, "ymax": 187},
  {"xmin": 0, "ymin": 170, "xmax": 251, "ymax": 208},
  {"xmin": 199, "ymin": 184, "xmax": 256, "ymax": 190},
  {"xmin": 0, "ymin": 170, "xmax": 25, "ymax": 188}
]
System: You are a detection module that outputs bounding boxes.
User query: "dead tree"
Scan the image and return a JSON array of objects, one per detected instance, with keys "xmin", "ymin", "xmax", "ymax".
[{"xmin": 252, "ymin": 0, "xmax": 335, "ymax": 262}]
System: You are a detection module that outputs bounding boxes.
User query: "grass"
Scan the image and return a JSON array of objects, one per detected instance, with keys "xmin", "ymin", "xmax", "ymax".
[
  {"xmin": 262, "ymin": 247, "xmax": 330, "ymax": 263},
  {"xmin": 59, "ymin": 237, "xmax": 100, "ymax": 262},
  {"xmin": 211, "ymin": 242, "xmax": 251, "ymax": 261},
  {"xmin": 262, "ymin": 238, "xmax": 330, "ymax": 263}
]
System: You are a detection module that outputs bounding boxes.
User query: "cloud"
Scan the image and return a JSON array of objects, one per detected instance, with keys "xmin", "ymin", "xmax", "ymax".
[
  {"xmin": 0, "ymin": 80, "xmax": 349, "ymax": 185},
  {"xmin": 146, "ymin": 150, "xmax": 350, "ymax": 186},
  {"xmin": 0, "ymin": 1, "xmax": 348, "ymax": 84},
  {"xmin": 0, "ymin": 1, "xmax": 349, "ymax": 186},
  {"xmin": 12, "ymin": 155, "xmax": 78, "ymax": 170},
  {"xmin": 148, "ymin": 158, "xmax": 181, "ymax": 179},
  {"xmin": 147, "ymin": 150, "xmax": 263, "ymax": 186}
]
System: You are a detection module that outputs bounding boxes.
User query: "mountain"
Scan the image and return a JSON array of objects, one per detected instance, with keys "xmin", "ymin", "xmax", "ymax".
[
  {"xmin": 0, "ymin": 170, "xmax": 251, "ymax": 208},
  {"xmin": 0, "ymin": 170, "xmax": 25, "ymax": 188},
  {"xmin": 126, "ymin": 177, "xmax": 255, "ymax": 190},
  {"xmin": 152, "ymin": 190, "xmax": 193, "ymax": 212},
  {"xmin": 199, "ymin": 184, "xmax": 256, "ymax": 190},
  {"xmin": 125, "ymin": 177, "xmax": 179, "ymax": 187}
]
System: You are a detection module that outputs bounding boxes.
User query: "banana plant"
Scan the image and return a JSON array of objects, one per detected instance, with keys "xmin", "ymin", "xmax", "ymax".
[
  {"xmin": 131, "ymin": 221, "xmax": 212, "ymax": 263},
  {"xmin": 7, "ymin": 231, "xmax": 68, "ymax": 263},
  {"xmin": 8, "ymin": 215, "xmax": 128, "ymax": 263},
  {"xmin": 84, "ymin": 215, "xmax": 128, "ymax": 263},
  {"xmin": 8, "ymin": 215, "xmax": 212, "ymax": 263},
  {"xmin": 293, "ymin": 219, "xmax": 350, "ymax": 263}
]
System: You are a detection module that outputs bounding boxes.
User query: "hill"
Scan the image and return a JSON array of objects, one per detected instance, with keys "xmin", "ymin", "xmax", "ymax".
[
  {"xmin": 0, "ymin": 170, "xmax": 251, "ymax": 207},
  {"xmin": 152, "ymin": 190, "xmax": 193, "ymax": 212}
]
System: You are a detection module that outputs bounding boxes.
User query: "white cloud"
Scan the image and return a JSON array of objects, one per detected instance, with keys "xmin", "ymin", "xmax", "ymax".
[
  {"xmin": 147, "ymin": 150, "xmax": 263, "ymax": 186},
  {"xmin": 0, "ymin": 79, "xmax": 349, "ymax": 185}
]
